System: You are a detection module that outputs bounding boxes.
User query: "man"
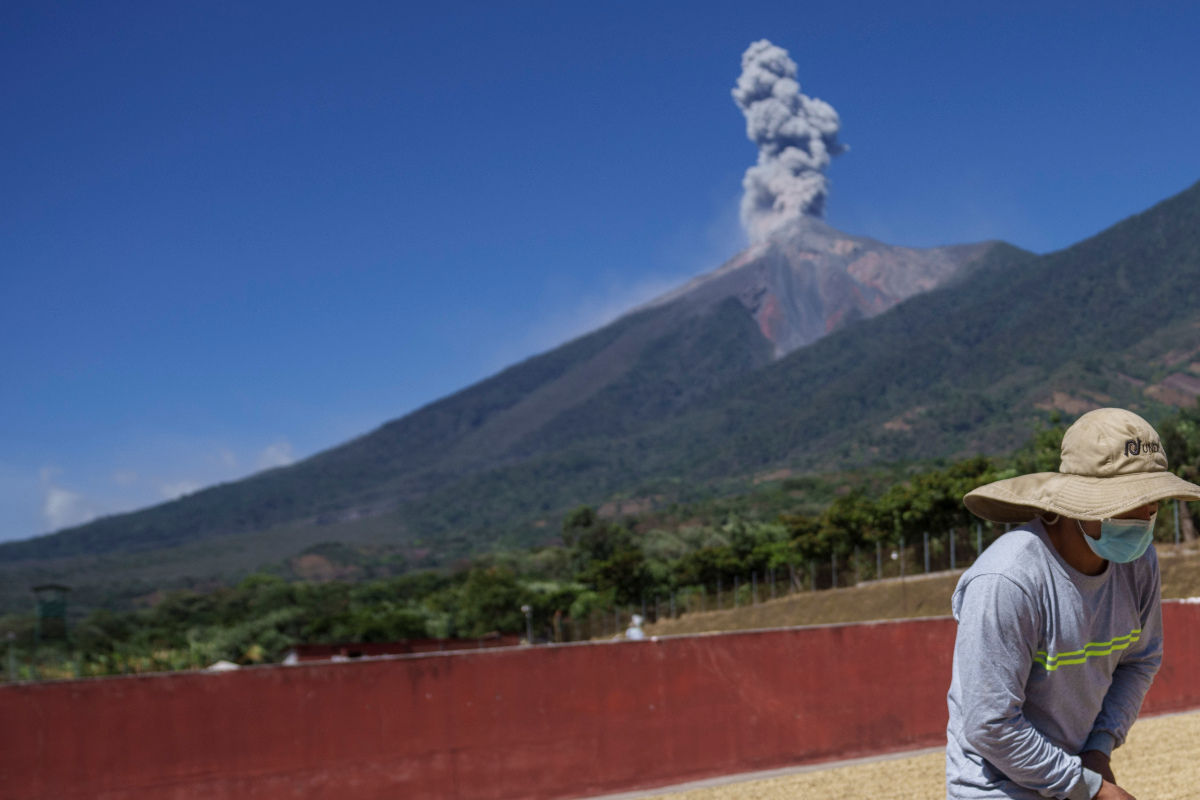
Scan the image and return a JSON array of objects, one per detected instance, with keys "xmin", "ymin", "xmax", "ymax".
[{"xmin": 947, "ymin": 408, "xmax": 1200, "ymax": 799}]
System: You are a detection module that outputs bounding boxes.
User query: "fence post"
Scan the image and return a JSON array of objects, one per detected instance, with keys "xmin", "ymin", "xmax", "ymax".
[
  {"xmin": 810, "ymin": 559, "xmax": 817, "ymax": 591},
  {"xmin": 734, "ymin": 576, "xmax": 739, "ymax": 607},
  {"xmin": 717, "ymin": 576, "xmax": 723, "ymax": 610},
  {"xmin": 923, "ymin": 531, "xmax": 930, "ymax": 573},
  {"xmin": 790, "ymin": 563, "xmax": 798, "ymax": 592},
  {"xmin": 876, "ymin": 540, "xmax": 882, "ymax": 580},
  {"xmin": 900, "ymin": 538, "xmax": 905, "ymax": 580},
  {"xmin": 670, "ymin": 593, "xmax": 676, "ymax": 619},
  {"xmin": 770, "ymin": 567, "xmax": 776, "ymax": 600},
  {"xmin": 950, "ymin": 529, "xmax": 956, "ymax": 571},
  {"xmin": 752, "ymin": 571, "xmax": 758, "ymax": 605}
]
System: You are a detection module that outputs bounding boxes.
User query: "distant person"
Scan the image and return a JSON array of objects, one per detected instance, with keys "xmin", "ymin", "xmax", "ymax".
[
  {"xmin": 947, "ymin": 408, "xmax": 1200, "ymax": 800},
  {"xmin": 625, "ymin": 614, "xmax": 646, "ymax": 640}
]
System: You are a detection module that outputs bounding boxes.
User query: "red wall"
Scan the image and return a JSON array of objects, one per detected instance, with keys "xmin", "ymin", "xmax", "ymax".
[
  {"xmin": 2, "ymin": 602, "xmax": 1198, "ymax": 800},
  {"xmin": 1144, "ymin": 600, "xmax": 1200, "ymax": 715}
]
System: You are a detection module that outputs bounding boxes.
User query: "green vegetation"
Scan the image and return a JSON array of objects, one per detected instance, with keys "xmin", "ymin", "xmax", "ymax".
[{"xmin": 10, "ymin": 411, "xmax": 1193, "ymax": 682}]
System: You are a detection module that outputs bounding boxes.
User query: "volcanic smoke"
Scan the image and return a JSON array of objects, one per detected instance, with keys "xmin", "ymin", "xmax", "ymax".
[{"xmin": 732, "ymin": 40, "xmax": 847, "ymax": 243}]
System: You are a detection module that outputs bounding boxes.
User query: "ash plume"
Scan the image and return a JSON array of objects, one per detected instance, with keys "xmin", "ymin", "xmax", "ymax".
[{"xmin": 733, "ymin": 39, "xmax": 847, "ymax": 242}]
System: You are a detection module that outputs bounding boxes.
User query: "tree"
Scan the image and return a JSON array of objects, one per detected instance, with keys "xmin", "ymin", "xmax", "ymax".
[
  {"xmin": 875, "ymin": 457, "xmax": 998, "ymax": 545},
  {"xmin": 673, "ymin": 545, "xmax": 741, "ymax": 588},
  {"xmin": 454, "ymin": 567, "xmax": 530, "ymax": 638},
  {"xmin": 1155, "ymin": 402, "xmax": 1200, "ymax": 541},
  {"xmin": 561, "ymin": 505, "xmax": 599, "ymax": 547},
  {"xmin": 578, "ymin": 546, "xmax": 653, "ymax": 606}
]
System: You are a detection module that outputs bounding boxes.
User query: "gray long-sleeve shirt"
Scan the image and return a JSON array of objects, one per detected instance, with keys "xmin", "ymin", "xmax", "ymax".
[{"xmin": 946, "ymin": 519, "xmax": 1162, "ymax": 799}]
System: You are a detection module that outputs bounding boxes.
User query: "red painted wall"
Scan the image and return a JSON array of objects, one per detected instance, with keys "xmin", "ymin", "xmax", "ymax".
[
  {"xmin": 1143, "ymin": 600, "xmax": 1200, "ymax": 715},
  {"xmin": 2, "ymin": 602, "xmax": 1198, "ymax": 800}
]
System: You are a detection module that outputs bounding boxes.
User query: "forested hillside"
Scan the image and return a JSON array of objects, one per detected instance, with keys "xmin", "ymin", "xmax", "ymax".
[
  {"xmin": 10, "ymin": 405, "xmax": 1200, "ymax": 678},
  {"xmin": 351, "ymin": 178, "xmax": 1200, "ymax": 556},
  {"xmin": 5, "ymin": 179, "xmax": 1200, "ymax": 582}
]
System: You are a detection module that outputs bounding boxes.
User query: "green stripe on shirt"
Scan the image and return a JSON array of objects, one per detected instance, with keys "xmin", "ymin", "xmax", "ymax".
[{"xmin": 1033, "ymin": 629, "xmax": 1142, "ymax": 671}]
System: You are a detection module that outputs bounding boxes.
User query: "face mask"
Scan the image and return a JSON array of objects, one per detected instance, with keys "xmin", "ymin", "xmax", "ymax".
[{"xmin": 1079, "ymin": 514, "xmax": 1157, "ymax": 563}]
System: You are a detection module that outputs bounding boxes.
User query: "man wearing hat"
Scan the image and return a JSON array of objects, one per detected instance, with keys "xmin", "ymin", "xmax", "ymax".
[{"xmin": 946, "ymin": 408, "xmax": 1200, "ymax": 800}]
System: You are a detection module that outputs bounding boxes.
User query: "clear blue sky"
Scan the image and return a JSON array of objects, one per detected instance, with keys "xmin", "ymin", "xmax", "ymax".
[{"xmin": 3, "ymin": 1, "xmax": 1199, "ymax": 541}]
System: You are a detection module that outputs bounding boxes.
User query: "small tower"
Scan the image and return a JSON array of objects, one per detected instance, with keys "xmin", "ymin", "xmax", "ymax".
[{"xmin": 32, "ymin": 584, "xmax": 71, "ymax": 641}]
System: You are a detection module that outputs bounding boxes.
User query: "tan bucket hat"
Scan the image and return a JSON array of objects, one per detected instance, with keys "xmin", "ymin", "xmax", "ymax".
[{"xmin": 964, "ymin": 407, "xmax": 1200, "ymax": 523}]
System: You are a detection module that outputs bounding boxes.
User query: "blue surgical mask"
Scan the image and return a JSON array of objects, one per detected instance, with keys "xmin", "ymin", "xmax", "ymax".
[{"xmin": 1079, "ymin": 514, "xmax": 1157, "ymax": 563}]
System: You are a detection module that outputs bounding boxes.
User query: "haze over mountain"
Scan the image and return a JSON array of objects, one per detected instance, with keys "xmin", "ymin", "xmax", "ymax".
[{"xmin": 5, "ymin": 177, "xmax": 1200, "ymax": 610}]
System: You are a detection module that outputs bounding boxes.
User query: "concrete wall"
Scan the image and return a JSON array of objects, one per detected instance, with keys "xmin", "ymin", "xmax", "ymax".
[{"xmin": 2, "ymin": 602, "xmax": 1199, "ymax": 800}]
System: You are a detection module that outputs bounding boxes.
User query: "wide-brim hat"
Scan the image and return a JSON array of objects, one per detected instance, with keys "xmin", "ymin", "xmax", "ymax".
[{"xmin": 964, "ymin": 408, "xmax": 1200, "ymax": 523}]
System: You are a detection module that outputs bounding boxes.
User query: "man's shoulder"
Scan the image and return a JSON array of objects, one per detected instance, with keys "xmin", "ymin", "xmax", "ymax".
[
  {"xmin": 952, "ymin": 527, "xmax": 1053, "ymax": 613},
  {"xmin": 968, "ymin": 526, "xmax": 1050, "ymax": 577}
]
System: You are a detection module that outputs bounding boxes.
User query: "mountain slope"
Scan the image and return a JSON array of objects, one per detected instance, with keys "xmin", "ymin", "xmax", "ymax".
[
  {"xmin": 9, "ymin": 178, "xmax": 1200, "ymax": 573},
  {"xmin": 1, "ymin": 220, "xmax": 992, "ymax": 562},
  {"xmin": 356, "ymin": 178, "xmax": 1200, "ymax": 546}
]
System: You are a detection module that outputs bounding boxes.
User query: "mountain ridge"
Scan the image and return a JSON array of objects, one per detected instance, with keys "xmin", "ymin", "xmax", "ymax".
[
  {"xmin": 7, "ymin": 178, "xmax": 1200, "ymax": 575},
  {"xmin": 1, "ymin": 217, "xmax": 997, "ymax": 562},
  {"xmin": 328, "ymin": 178, "xmax": 1200, "ymax": 550}
]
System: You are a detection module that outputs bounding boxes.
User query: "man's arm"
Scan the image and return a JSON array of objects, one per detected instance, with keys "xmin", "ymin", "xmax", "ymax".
[
  {"xmin": 1083, "ymin": 559, "xmax": 1164, "ymax": 758},
  {"xmin": 955, "ymin": 574, "xmax": 1104, "ymax": 800}
]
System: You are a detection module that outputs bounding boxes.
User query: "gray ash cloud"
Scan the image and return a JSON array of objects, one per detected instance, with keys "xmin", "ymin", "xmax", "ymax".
[{"xmin": 732, "ymin": 40, "xmax": 847, "ymax": 242}]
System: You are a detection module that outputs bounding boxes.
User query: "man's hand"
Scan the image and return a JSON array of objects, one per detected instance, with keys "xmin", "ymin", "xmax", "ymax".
[
  {"xmin": 1082, "ymin": 752, "xmax": 1133, "ymax": 800},
  {"xmin": 1081, "ymin": 750, "xmax": 1115, "ymax": 784},
  {"xmin": 1095, "ymin": 780, "xmax": 1136, "ymax": 800}
]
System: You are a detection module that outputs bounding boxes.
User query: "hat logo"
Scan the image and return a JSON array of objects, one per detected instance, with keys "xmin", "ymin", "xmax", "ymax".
[{"xmin": 1124, "ymin": 439, "xmax": 1160, "ymax": 457}]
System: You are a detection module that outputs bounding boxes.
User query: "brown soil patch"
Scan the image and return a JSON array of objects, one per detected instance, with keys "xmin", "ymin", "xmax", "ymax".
[
  {"xmin": 645, "ymin": 572, "xmax": 959, "ymax": 637},
  {"xmin": 753, "ymin": 469, "xmax": 793, "ymax": 484},
  {"xmin": 1158, "ymin": 346, "xmax": 1200, "ymax": 367},
  {"xmin": 1163, "ymin": 372, "xmax": 1200, "ymax": 396},
  {"xmin": 290, "ymin": 554, "xmax": 359, "ymax": 582},
  {"xmin": 646, "ymin": 548, "xmax": 1200, "ymax": 637},
  {"xmin": 1158, "ymin": 546, "xmax": 1200, "ymax": 597},
  {"xmin": 1035, "ymin": 391, "xmax": 1100, "ymax": 416},
  {"xmin": 599, "ymin": 497, "xmax": 658, "ymax": 518},
  {"xmin": 1145, "ymin": 383, "xmax": 1195, "ymax": 407},
  {"xmin": 882, "ymin": 406, "xmax": 928, "ymax": 432}
]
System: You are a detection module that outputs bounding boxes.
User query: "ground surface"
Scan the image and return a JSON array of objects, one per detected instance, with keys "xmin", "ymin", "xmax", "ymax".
[
  {"xmin": 641, "ymin": 709, "xmax": 1200, "ymax": 800},
  {"xmin": 645, "ymin": 545, "xmax": 1200, "ymax": 636}
]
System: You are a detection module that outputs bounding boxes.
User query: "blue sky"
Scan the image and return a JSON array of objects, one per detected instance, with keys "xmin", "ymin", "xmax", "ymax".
[{"xmin": 3, "ymin": 1, "xmax": 1199, "ymax": 542}]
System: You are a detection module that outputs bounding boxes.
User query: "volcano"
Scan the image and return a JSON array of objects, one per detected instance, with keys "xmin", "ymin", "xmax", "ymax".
[
  {"xmin": 644, "ymin": 216, "xmax": 994, "ymax": 358},
  {"xmin": 0, "ymin": 216, "xmax": 999, "ymax": 569}
]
